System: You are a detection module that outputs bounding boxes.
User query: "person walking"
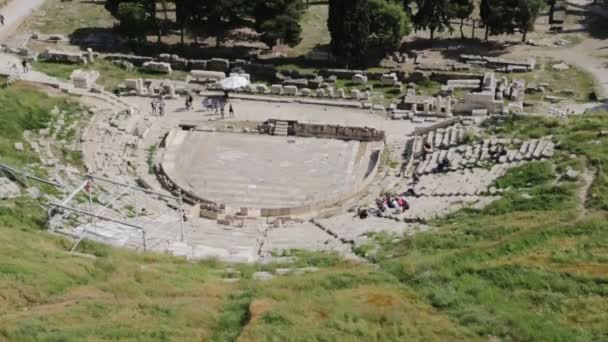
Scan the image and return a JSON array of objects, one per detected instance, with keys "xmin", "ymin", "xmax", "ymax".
[
  {"xmin": 151, "ymin": 100, "xmax": 157, "ymax": 114},
  {"xmin": 220, "ymin": 104, "xmax": 225, "ymax": 119},
  {"xmin": 229, "ymin": 104, "xmax": 234, "ymax": 118},
  {"xmin": 21, "ymin": 60, "xmax": 28, "ymax": 73},
  {"xmin": 187, "ymin": 94, "xmax": 194, "ymax": 110},
  {"xmin": 0, "ymin": 14, "xmax": 5, "ymax": 26},
  {"xmin": 159, "ymin": 98, "xmax": 165, "ymax": 117}
]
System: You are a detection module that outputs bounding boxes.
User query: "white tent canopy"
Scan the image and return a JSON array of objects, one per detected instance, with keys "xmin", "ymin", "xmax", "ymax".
[{"xmin": 215, "ymin": 76, "xmax": 250, "ymax": 90}]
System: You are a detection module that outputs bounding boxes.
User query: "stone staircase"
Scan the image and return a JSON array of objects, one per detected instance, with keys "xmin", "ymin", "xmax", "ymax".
[
  {"xmin": 415, "ymin": 137, "xmax": 555, "ymax": 176},
  {"xmin": 273, "ymin": 120, "xmax": 288, "ymax": 136}
]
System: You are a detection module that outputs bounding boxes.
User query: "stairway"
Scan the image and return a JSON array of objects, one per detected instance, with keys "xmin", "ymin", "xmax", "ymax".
[{"xmin": 273, "ymin": 121, "xmax": 288, "ymax": 136}]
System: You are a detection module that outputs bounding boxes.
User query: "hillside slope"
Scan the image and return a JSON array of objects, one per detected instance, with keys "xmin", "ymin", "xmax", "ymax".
[{"xmin": 0, "ymin": 84, "xmax": 607, "ymax": 341}]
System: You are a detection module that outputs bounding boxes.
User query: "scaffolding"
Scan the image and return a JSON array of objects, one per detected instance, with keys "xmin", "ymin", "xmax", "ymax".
[{"xmin": 48, "ymin": 173, "xmax": 186, "ymax": 254}]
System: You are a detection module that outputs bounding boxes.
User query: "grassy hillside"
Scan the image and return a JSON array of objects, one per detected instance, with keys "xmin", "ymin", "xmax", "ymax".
[{"xmin": 1, "ymin": 83, "xmax": 607, "ymax": 341}]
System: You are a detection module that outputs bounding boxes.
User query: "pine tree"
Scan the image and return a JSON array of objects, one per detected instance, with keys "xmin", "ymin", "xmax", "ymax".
[
  {"xmin": 449, "ymin": 0, "xmax": 474, "ymax": 39},
  {"xmin": 328, "ymin": 0, "xmax": 371, "ymax": 67},
  {"xmin": 516, "ymin": 0, "xmax": 544, "ymax": 42},
  {"xmin": 413, "ymin": 0, "xmax": 452, "ymax": 42}
]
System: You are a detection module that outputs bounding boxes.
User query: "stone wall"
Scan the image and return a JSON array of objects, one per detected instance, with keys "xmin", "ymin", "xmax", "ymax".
[
  {"xmin": 260, "ymin": 120, "xmax": 385, "ymax": 142},
  {"xmin": 293, "ymin": 123, "xmax": 385, "ymax": 142},
  {"xmin": 412, "ymin": 117, "xmax": 463, "ymax": 136}
]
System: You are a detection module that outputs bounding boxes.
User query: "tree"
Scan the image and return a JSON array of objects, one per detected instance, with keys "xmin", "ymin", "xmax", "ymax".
[
  {"xmin": 413, "ymin": 0, "xmax": 452, "ymax": 42},
  {"xmin": 201, "ymin": 0, "xmax": 250, "ymax": 47},
  {"xmin": 449, "ymin": 0, "xmax": 474, "ymax": 39},
  {"xmin": 480, "ymin": 0, "xmax": 518, "ymax": 41},
  {"xmin": 328, "ymin": 0, "xmax": 371, "ymax": 67},
  {"xmin": 253, "ymin": 0, "xmax": 303, "ymax": 49},
  {"xmin": 116, "ymin": 2, "xmax": 151, "ymax": 43},
  {"xmin": 259, "ymin": 15, "xmax": 302, "ymax": 48},
  {"xmin": 515, "ymin": 0, "xmax": 544, "ymax": 42},
  {"xmin": 369, "ymin": 0, "xmax": 411, "ymax": 52}
]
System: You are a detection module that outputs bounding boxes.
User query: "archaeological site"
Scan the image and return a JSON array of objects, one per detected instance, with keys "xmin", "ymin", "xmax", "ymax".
[{"xmin": 0, "ymin": 0, "xmax": 607, "ymax": 340}]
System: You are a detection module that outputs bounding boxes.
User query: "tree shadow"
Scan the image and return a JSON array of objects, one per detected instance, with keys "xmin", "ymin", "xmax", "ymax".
[
  {"xmin": 580, "ymin": 6, "xmax": 608, "ymax": 40},
  {"xmin": 403, "ymin": 37, "xmax": 512, "ymax": 62},
  {"xmin": 70, "ymin": 27, "xmax": 128, "ymax": 53}
]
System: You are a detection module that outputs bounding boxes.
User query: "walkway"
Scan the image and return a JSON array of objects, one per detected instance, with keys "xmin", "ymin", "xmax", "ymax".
[{"xmin": 0, "ymin": 0, "xmax": 45, "ymax": 42}]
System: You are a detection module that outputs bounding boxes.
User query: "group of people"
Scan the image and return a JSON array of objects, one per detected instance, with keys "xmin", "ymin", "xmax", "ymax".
[
  {"xmin": 150, "ymin": 97, "xmax": 166, "ymax": 116},
  {"xmin": 202, "ymin": 95, "xmax": 235, "ymax": 119},
  {"xmin": 358, "ymin": 193, "xmax": 411, "ymax": 219},
  {"xmin": 377, "ymin": 193, "xmax": 410, "ymax": 213},
  {"xmin": 11, "ymin": 60, "xmax": 29, "ymax": 74},
  {"xmin": 144, "ymin": 91, "xmax": 236, "ymax": 118}
]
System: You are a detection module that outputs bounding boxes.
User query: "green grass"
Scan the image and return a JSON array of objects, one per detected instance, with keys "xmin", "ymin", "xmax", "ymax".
[
  {"xmin": 21, "ymin": 0, "xmax": 117, "ymax": 34},
  {"xmin": 288, "ymin": 4, "xmax": 331, "ymax": 57},
  {"xmin": 2, "ymin": 82, "xmax": 608, "ymax": 340},
  {"xmin": 514, "ymin": 57, "xmax": 597, "ymax": 102},
  {"xmin": 494, "ymin": 160, "xmax": 555, "ymax": 189},
  {"xmin": 32, "ymin": 59, "xmax": 188, "ymax": 89},
  {"xmin": 365, "ymin": 113, "xmax": 608, "ymax": 341},
  {"xmin": 0, "ymin": 82, "xmax": 79, "ymax": 167}
]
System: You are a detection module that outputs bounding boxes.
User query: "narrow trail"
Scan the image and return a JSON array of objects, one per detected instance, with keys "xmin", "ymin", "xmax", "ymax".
[
  {"xmin": 0, "ymin": 0, "xmax": 45, "ymax": 43},
  {"xmin": 576, "ymin": 168, "xmax": 596, "ymax": 221}
]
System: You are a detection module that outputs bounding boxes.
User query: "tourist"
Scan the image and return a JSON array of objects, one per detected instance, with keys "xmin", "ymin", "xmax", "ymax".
[
  {"xmin": 398, "ymin": 196, "xmax": 409, "ymax": 212},
  {"xmin": 229, "ymin": 104, "xmax": 234, "ymax": 118},
  {"xmin": 437, "ymin": 157, "xmax": 450, "ymax": 172},
  {"xmin": 390, "ymin": 197, "xmax": 399, "ymax": 210},
  {"xmin": 220, "ymin": 104, "xmax": 225, "ymax": 119},
  {"xmin": 376, "ymin": 198, "xmax": 386, "ymax": 213},
  {"xmin": 21, "ymin": 60, "xmax": 28, "ymax": 73},
  {"xmin": 358, "ymin": 207, "xmax": 368, "ymax": 219},
  {"xmin": 188, "ymin": 94, "xmax": 194, "ymax": 110},
  {"xmin": 0, "ymin": 14, "xmax": 5, "ymax": 26},
  {"xmin": 113, "ymin": 88, "xmax": 121, "ymax": 97},
  {"xmin": 159, "ymin": 98, "xmax": 165, "ymax": 116},
  {"xmin": 423, "ymin": 142, "xmax": 433, "ymax": 157},
  {"xmin": 151, "ymin": 100, "xmax": 157, "ymax": 114},
  {"xmin": 412, "ymin": 174, "xmax": 420, "ymax": 186}
]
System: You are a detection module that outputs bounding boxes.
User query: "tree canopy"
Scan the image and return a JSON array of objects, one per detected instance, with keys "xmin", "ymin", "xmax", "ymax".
[
  {"xmin": 106, "ymin": 0, "xmax": 302, "ymax": 48},
  {"xmin": 328, "ymin": 0, "xmax": 371, "ymax": 67},
  {"xmin": 369, "ymin": 0, "xmax": 411, "ymax": 52},
  {"xmin": 413, "ymin": 0, "xmax": 452, "ymax": 42},
  {"xmin": 449, "ymin": 0, "xmax": 474, "ymax": 39}
]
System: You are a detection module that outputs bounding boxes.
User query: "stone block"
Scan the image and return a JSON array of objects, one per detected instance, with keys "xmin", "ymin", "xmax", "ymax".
[
  {"xmin": 352, "ymin": 74, "xmax": 368, "ymax": 84},
  {"xmin": 271, "ymin": 84, "xmax": 283, "ymax": 95},
  {"xmin": 142, "ymin": 61, "xmax": 172, "ymax": 74},
  {"xmin": 284, "ymin": 78, "xmax": 308, "ymax": 87},
  {"xmin": 70, "ymin": 69, "xmax": 100, "ymax": 90},
  {"xmin": 0, "ymin": 177, "xmax": 20, "ymax": 200},
  {"xmin": 308, "ymin": 76, "xmax": 324, "ymax": 89},
  {"xmin": 283, "ymin": 85, "xmax": 298, "ymax": 96},
  {"xmin": 381, "ymin": 73, "xmax": 398, "ymax": 85},
  {"xmin": 39, "ymin": 48, "xmax": 86, "ymax": 64},
  {"xmin": 207, "ymin": 58, "xmax": 230, "ymax": 72},
  {"xmin": 189, "ymin": 59, "xmax": 207, "ymax": 70},
  {"xmin": 191, "ymin": 70, "xmax": 225, "ymax": 82},
  {"xmin": 255, "ymin": 84, "xmax": 269, "ymax": 93}
]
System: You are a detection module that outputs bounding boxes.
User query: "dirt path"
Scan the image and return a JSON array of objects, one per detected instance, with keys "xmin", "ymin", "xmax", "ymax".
[
  {"xmin": 0, "ymin": 0, "xmax": 45, "ymax": 43},
  {"xmin": 545, "ymin": 37, "xmax": 608, "ymax": 101},
  {"xmin": 576, "ymin": 168, "xmax": 596, "ymax": 220}
]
